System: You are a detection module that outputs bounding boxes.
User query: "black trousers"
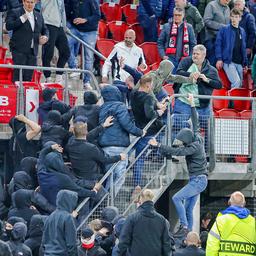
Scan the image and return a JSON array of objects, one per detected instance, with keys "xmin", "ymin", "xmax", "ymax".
[
  {"xmin": 12, "ymin": 49, "xmax": 37, "ymax": 82},
  {"xmin": 42, "ymin": 25, "xmax": 70, "ymax": 78}
]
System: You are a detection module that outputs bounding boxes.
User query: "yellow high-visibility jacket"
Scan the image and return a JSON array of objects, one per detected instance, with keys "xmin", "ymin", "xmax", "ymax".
[{"xmin": 206, "ymin": 212, "xmax": 256, "ymax": 256}]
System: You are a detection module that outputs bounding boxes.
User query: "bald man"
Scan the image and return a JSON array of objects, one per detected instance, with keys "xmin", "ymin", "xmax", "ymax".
[
  {"xmin": 102, "ymin": 29, "xmax": 147, "ymax": 84},
  {"xmin": 174, "ymin": 231, "xmax": 205, "ymax": 256},
  {"xmin": 206, "ymin": 191, "xmax": 256, "ymax": 256}
]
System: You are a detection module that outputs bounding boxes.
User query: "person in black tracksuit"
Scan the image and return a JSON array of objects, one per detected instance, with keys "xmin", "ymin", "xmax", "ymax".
[{"xmin": 149, "ymin": 94, "xmax": 208, "ymax": 237}]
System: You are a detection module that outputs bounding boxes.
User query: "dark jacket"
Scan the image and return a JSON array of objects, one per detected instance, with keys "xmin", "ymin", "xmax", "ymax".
[
  {"xmin": 0, "ymin": 240, "xmax": 12, "ymax": 256},
  {"xmin": 174, "ymin": 245, "xmax": 205, "ymax": 256},
  {"xmin": 8, "ymin": 189, "xmax": 40, "ymax": 226},
  {"xmin": 78, "ymin": 245, "xmax": 107, "ymax": 256},
  {"xmin": 99, "ymin": 86, "xmax": 143, "ymax": 148},
  {"xmin": 73, "ymin": 0, "xmax": 100, "ymax": 32},
  {"xmin": 20, "ymin": 157, "xmax": 38, "ymax": 188},
  {"xmin": 42, "ymin": 190, "xmax": 78, "ymax": 256},
  {"xmin": 24, "ymin": 215, "xmax": 47, "ymax": 256},
  {"xmin": 37, "ymin": 144, "xmax": 96, "ymax": 206},
  {"xmin": 157, "ymin": 21, "xmax": 197, "ymax": 59},
  {"xmin": 138, "ymin": 0, "xmax": 163, "ymax": 17},
  {"xmin": 215, "ymin": 24, "xmax": 248, "ymax": 66},
  {"xmin": 6, "ymin": 6, "xmax": 48, "ymax": 55},
  {"xmin": 66, "ymin": 138, "xmax": 121, "ymax": 180},
  {"xmin": 240, "ymin": 8, "xmax": 256, "ymax": 49},
  {"xmin": 118, "ymin": 201, "xmax": 173, "ymax": 256},
  {"xmin": 159, "ymin": 107, "xmax": 208, "ymax": 177},
  {"xmin": 130, "ymin": 90, "xmax": 163, "ymax": 136},
  {"xmin": 174, "ymin": 57, "xmax": 222, "ymax": 108}
]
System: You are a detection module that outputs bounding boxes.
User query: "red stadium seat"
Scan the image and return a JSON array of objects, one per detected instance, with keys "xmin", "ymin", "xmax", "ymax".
[
  {"xmin": 212, "ymin": 88, "xmax": 229, "ymax": 111},
  {"xmin": 228, "ymin": 88, "xmax": 250, "ymax": 111},
  {"xmin": 122, "ymin": 4, "xmax": 138, "ymax": 24},
  {"xmin": 0, "ymin": 58, "xmax": 13, "ymax": 84},
  {"xmin": 119, "ymin": 0, "xmax": 132, "ymax": 6},
  {"xmin": 31, "ymin": 70, "xmax": 42, "ymax": 84},
  {"xmin": 218, "ymin": 68, "xmax": 231, "ymax": 89},
  {"xmin": 129, "ymin": 23, "xmax": 144, "ymax": 45},
  {"xmin": 217, "ymin": 108, "xmax": 239, "ymax": 118},
  {"xmin": 239, "ymin": 110, "xmax": 252, "ymax": 119},
  {"xmin": 0, "ymin": 46, "xmax": 7, "ymax": 61},
  {"xmin": 108, "ymin": 21, "xmax": 129, "ymax": 42},
  {"xmin": 150, "ymin": 62, "xmax": 160, "ymax": 70},
  {"xmin": 139, "ymin": 42, "xmax": 161, "ymax": 66},
  {"xmin": 96, "ymin": 39, "xmax": 115, "ymax": 65},
  {"xmin": 98, "ymin": 20, "xmax": 108, "ymax": 39},
  {"xmin": 100, "ymin": 3, "xmax": 122, "ymax": 22},
  {"xmin": 243, "ymin": 69, "xmax": 254, "ymax": 90}
]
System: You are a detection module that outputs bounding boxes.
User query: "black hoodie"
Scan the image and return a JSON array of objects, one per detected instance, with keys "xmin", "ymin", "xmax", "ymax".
[
  {"xmin": 25, "ymin": 214, "xmax": 47, "ymax": 256},
  {"xmin": 20, "ymin": 157, "xmax": 38, "ymax": 187},
  {"xmin": 118, "ymin": 201, "xmax": 174, "ymax": 256},
  {"xmin": 42, "ymin": 190, "xmax": 78, "ymax": 256}
]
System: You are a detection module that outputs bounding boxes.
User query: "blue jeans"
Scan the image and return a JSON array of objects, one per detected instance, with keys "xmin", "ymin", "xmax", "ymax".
[
  {"xmin": 205, "ymin": 38, "xmax": 216, "ymax": 66},
  {"xmin": 172, "ymin": 99, "xmax": 210, "ymax": 151},
  {"xmin": 103, "ymin": 146, "xmax": 128, "ymax": 196},
  {"xmin": 68, "ymin": 24, "xmax": 97, "ymax": 82},
  {"xmin": 133, "ymin": 136, "xmax": 153, "ymax": 186},
  {"xmin": 138, "ymin": 15, "xmax": 157, "ymax": 42},
  {"xmin": 172, "ymin": 174, "xmax": 208, "ymax": 230},
  {"xmin": 168, "ymin": 56, "xmax": 180, "ymax": 74},
  {"xmin": 223, "ymin": 62, "xmax": 243, "ymax": 88}
]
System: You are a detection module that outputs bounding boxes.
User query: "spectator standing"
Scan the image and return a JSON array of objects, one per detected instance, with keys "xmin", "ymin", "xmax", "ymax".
[
  {"xmin": 203, "ymin": 0, "xmax": 230, "ymax": 65},
  {"xmin": 149, "ymin": 94, "xmax": 208, "ymax": 237},
  {"xmin": 174, "ymin": 231, "xmax": 205, "ymax": 256},
  {"xmin": 172, "ymin": 44, "xmax": 221, "ymax": 145},
  {"xmin": 206, "ymin": 191, "xmax": 256, "ymax": 256},
  {"xmin": 234, "ymin": 0, "xmax": 256, "ymax": 63},
  {"xmin": 99, "ymin": 85, "xmax": 143, "ymax": 195},
  {"xmin": 175, "ymin": 0, "xmax": 205, "ymax": 37},
  {"xmin": 137, "ymin": 0, "xmax": 162, "ymax": 42},
  {"xmin": 42, "ymin": 190, "xmax": 78, "ymax": 256},
  {"xmin": 102, "ymin": 29, "xmax": 147, "ymax": 83},
  {"xmin": 197, "ymin": 0, "xmax": 212, "ymax": 17},
  {"xmin": 158, "ymin": 7, "xmax": 197, "ymax": 72},
  {"xmin": 6, "ymin": 0, "xmax": 48, "ymax": 81},
  {"xmin": 215, "ymin": 8, "xmax": 248, "ymax": 88},
  {"xmin": 67, "ymin": 0, "xmax": 100, "ymax": 88},
  {"xmin": 118, "ymin": 189, "xmax": 174, "ymax": 256},
  {"xmin": 41, "ymin": 0, "xmax": 70, "ymax": 83}
]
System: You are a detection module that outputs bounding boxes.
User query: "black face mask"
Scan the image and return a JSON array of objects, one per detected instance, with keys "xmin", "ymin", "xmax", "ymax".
[{"xmin": 5, "ymin": 229, "xmax": 12, "ymax": 239}]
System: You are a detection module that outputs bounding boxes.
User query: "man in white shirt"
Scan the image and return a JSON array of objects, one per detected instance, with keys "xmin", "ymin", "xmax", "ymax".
[
  {"xmin": 102, "ymin": 29, "xmax": 147, "ymax": 83},
  {"xmin": 6, "ymin": 0, "xmax": 48, "ymax": 81}
]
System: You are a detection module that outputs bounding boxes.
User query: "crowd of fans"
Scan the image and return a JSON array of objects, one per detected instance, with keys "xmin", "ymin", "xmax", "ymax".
[{"xmin": 0, "ymin": 0, "xmax": 256, "ymax": 255}]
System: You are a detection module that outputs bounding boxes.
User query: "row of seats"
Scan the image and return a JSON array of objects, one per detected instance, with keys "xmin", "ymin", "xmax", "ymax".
[{"xmin": 101, "ymin": 3, "xmax": 138, "ymax": 23}]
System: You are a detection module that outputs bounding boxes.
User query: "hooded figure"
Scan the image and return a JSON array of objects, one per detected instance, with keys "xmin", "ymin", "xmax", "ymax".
[
  {"xmin": 0, "ymin": 220, "xmax": 12, "ymax": 256},
  {"xmin": 41, "ymin": 110, "xmax": 70, "ymax": 146},
  {"xmin": 20, "ymin": 157, "xmax": 38, "ymax": 188},
  {"xmin": 24, "ymin": 214, "xmax": 47, "ymax": 256},
  {"xmin": 78, "ymin": 227, "xmax": 107, "ymax": 256},
  {"xmin": 8, "ymin": 189, "xmax": 39, "ymax": 226},
  {"xmin": 98, "ymin": 85, "xmax": 143, "ymax": 148},
  {"xmin": 42, "ymin": 190, "xmax": 78, "ymax": 256},
  {"xmin": 7, "ymin": 222, "xmax": 32, "ymax": 256},
  {"xmin": 8, "ymin": 117, "xmax": 39, "ymax": 174},
  {"xmin": 101, "ymin": 206, "xmax": 119, "ymax": 223},
  {"xmin": 2, "ymin": 217, "xmax": 26, "ymax": 242},
  {"xmin": 38, "ymin": 143, "xmax": 96, "ymax": 206}
]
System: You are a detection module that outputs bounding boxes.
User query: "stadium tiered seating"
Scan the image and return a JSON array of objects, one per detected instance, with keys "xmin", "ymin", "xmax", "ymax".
[
  {"xmin": 96, "ymin": 39, "xmax": 115, "ymax": 65},
  {"xmin": 217, "ymin": 108, "xmax": 239, "ymax": 118},
  {"xmin": 228, "ymin": 88, "xmax": 250, "ymax": 111},
  {"xmin": 98, "ymin": 20, "xmax": 109, "ymax": 39},
  {"xmin": 100, "ymin": 2, "xmax": 122, "ymax": 22},
  {"xmin": 139, "ymin": 42, "xmax": 161, "ymax": 68},
  {"xmin": 122, "ymin": 4, "xmax": 138, "ymax": 24},
  {"xmin": 108, "ymin": 21, "xmax": 129, "ymax": 42},
  {"xmin": 218, "ymin": 68, "xmax": 231, "ymax": 89}
]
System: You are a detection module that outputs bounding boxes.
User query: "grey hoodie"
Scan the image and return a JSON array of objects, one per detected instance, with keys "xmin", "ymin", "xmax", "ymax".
[{"xmin": 42, "ymin": 190, "xmax": 78, "ymax": 256}]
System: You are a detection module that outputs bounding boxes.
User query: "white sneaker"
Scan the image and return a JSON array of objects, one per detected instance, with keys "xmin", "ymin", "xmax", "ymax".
[
  {"xmin": 70, "ymin": 71, "xmax": 80, "ymax": 79},
  {"xmin": 45, "ymin": 77, "xmax": 53, "ymax": 83},
  {"xmin": 55, "ymin": 74, "xmax": 64, "ymax": 84}
]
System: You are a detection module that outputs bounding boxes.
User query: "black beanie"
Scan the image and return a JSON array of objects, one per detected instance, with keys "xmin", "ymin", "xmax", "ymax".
[
  {"xmin": 46, "ymin": 110, "xmax": 62, "ymax": 125},
  {"xmin": 81, "ymin": 228, "xmax": 94, "ymax": 239},
  {"xmin": 43, "ymin": 88, "xmax": 56, "ymax": 101},
  {"xmin": 83, "ymin": 91, "xmax": 98, "ymax": 104}
]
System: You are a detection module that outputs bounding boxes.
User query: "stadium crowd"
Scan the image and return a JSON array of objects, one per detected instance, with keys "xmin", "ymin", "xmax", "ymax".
[{"xmin": 0, "ymin": 0, "xmax": 256, "ymax": 255}]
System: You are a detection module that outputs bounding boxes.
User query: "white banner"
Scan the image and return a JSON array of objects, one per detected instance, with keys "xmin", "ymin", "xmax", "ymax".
[{"xmin": 25, "ymin": 88, "xmax": 39, "ymax": 123}]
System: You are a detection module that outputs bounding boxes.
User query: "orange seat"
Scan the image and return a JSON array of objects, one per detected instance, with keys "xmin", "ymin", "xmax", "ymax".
[
  {"xmin": 218, "ymin": 68, "xmax": 231, "ymax": 90},
  {"xmin": 139, "ymin": 42, "xmax": 161, "ymax": 66},
  {"xmin": 228, "ymin": 88, "xmax": 250, "ymax": 111},
  {"xmin": 212, "ymin": 88, "xmax": 229, "ymax": 111},
  {"xmin": 108, "ymin": 21, "xmax": 129, "ymax": 42},
  {"xmin": 98, "ymin": 20, "xmax": 108, "ymax": 39},
  {"xmin": 217, "ymin": 108, "xmax": 239, "ymax": 118},
  {"xmin": 129, "ymin": 23, "xmax": 144, "ymax": 45},
  {"xmin": 101, "ymin": 3, "xmax": 122, "ymax": 22},
  {"xmin": 122, "ymin": 4, "xmax": 138, "ymax": 24},
  {"xmin": 96, "ymin": 39, "xmax": 115, "ymax": 65}
]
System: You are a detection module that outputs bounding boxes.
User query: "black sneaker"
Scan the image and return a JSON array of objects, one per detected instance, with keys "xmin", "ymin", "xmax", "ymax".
[{"xmin": 173, "ymin": 225, "xmax": 189, "ymax": 238}]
